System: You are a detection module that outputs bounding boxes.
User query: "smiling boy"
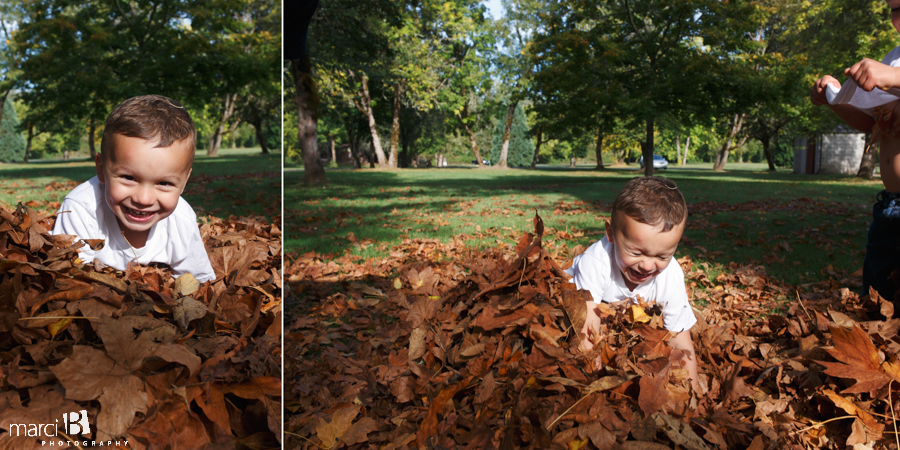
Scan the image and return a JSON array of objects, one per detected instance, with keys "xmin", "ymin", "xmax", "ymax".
[
  {"xmin": 52, "ymin": 95, "xmax": 216, "ymax": 282},
  {"xmin": 567, "ymin": 177, "xmax": 699, "ymax": 389}
]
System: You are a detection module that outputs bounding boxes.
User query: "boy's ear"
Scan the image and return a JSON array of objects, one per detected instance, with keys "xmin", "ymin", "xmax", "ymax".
[
  {"xmin": 604, "ymin": 217, "xmax": 614, "ymax": 244},
  {"xmin": 180, "ymin": 168, "xmax": 192, "ymax": 195},
  {"xmin": 95, "ymin": 154, "xmax": 106, "ymax": 184}
]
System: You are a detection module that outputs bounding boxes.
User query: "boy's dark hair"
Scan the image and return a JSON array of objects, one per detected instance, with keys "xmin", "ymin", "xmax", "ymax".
[
  {"xmin": 100, "ymin": 95, "xmax": 196, "ymax": 163},
  {"xmin": 610, "ymin": 177, "xmax": 687, "ymax": 232}
]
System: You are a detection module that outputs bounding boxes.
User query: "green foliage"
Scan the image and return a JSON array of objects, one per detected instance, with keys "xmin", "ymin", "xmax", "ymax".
[
  {"xmin": 491, "ymin": 103, "xmax": 533, "ymax": 167},
  {"xmin": 0, "ymin": 100, "xmax": 25, "ymax": 162},
  {"xmin": 772, "ymin": 139, "xmax": 794, "ymax": 168}
]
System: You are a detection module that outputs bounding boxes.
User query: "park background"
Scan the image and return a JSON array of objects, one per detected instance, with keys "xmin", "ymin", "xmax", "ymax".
[
  {"xmin": 286, "ymin": 0, "xmax": 893, "ymax": 178},
  {"xmin": 286, "ymin": 1, "xmax": 900, "ymax": 449},
  {"xmin": 0, "ymin": 0, "xmax": 281, "ymax": 224}
]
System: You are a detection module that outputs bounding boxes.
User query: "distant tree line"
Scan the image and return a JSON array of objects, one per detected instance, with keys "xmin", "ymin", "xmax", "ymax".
[
  {"xmin": 0, "ymin": 0, "xmax": 281, "ymax": 163},
  {"xmin": 291, "ymin": 0, "xmax": 898, "ymax": 185}
]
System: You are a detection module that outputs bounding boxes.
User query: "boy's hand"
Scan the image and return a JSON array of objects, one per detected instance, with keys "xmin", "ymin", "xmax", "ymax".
[
  {"xmin": 845, "ymin": 58, "xmax": 900, "ymax": 92},
  {"xmin": 579, "ymin": 302, "xmax": 603, "ymax": 352},
  {"xmin": 810, "ymin": 75, "xmax": 840, "ymax": 105}
]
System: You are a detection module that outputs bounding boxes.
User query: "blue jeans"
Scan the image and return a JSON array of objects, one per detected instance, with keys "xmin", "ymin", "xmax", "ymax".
[{"xmin": 863, "ymin": 190, "xmax": 900, "ymax": 310}]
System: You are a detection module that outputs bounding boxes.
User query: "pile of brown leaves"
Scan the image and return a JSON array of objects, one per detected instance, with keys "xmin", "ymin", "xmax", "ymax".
[
  {"xmin": 287, "ymin": 213, "xmax": 900, "ymax": 450},
  {"xmin": 0, "ymin": 204, "xmax": 282, "ymax": 449}
]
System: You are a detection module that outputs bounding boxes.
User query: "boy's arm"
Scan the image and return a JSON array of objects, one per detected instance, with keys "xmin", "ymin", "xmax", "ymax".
[
  {"xmin": 579, "ymin": 301, "xmax": 603, "ymax": 352},
  {"xmin": 668, "ymin": 330, "xmax": 700, "ymax": 392},
  {"xmin": 828, "ymin": 104, "xmax": 875, "ymax": 133},
  {"xmin": 810, "ymin": 75, "xmax": 875, "ymax": 133}
]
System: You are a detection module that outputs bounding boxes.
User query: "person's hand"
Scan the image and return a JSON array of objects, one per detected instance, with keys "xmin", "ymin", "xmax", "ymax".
[
  {"xmin": 845, "ymin": 58, "xmax": 900, "ymax": 92},
  {"xmin": 810, "ymin": 75, "xmax": 840, "ymax": 105},
  {"xmin": 579, "ymin": 305, "xmax": 603, "ymax": 353}
]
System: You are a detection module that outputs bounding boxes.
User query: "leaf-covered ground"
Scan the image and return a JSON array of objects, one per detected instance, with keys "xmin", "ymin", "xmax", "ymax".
[
  {"xmin": 0, "ymin": 203, "xmax": 282, "ymax": 449},
  {"xmin": 286, "ymin": 210, "xmax": 900, "ymax": 450}
]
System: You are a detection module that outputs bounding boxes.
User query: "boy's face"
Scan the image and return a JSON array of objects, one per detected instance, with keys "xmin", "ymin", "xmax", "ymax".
[
  {"xmin": 890, "ymin": 0, "xmax": 900, "ymax": 33},
  {"xmin": 95, "ymin": 134, "xmax": 193, "ymax": 246},
  {"xmin": 605, "ymin": 214, "xmax": 684, "ymax": 291}
]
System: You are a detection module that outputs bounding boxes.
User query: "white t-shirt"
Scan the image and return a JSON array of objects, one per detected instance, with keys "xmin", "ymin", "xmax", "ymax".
[
  {"xmin": 51, "ymin": 176, "xmax": 216, "ymax": 283},
  {"xmin": 565, "ymin": 236, "xmax": 696, "ymax": 333}
]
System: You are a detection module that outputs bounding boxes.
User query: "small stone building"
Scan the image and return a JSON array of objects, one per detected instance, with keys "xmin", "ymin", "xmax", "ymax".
[{"xmin": 793, "ymin": 129, "xmax": 866, "ymax": 175}]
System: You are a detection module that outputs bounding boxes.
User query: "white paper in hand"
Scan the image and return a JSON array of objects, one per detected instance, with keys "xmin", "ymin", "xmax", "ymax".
[{"xmin": 825, "ymin": 45, "xmax": 900, "ymax": 114}]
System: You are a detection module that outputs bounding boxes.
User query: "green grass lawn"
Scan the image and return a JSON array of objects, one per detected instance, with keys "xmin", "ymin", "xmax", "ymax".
[
  {"xmin": 0, "ymin": 147, "xmax": 281, "ymax": 222},
  {"xmin": 285, "ymin": 165, "xmax": 882, "ymax": 290}
]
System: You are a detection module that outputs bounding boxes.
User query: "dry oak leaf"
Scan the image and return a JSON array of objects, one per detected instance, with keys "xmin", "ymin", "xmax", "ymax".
[
  {"xmin": 127, "ymin": 399, "xmax": 211, "ymax": 449},
  {"xmin": 408, "ymin": 267, "xmax": 440, "ymax": 295},
  {"xmin": 817, "ymin": 324, "xmax": 891, "ymax": 394},
  {"xmin": 417, "ymin": 379, "xmax": 468, "ymax": 448},
  {"xmin": 315, "ymin": 405, "xmax": 378, "ymax": 448},
  {"xmin": 473, "ymin": 303, "xmax": 541, "ymax": 331},
  {"xmin": 50, "ymin": 346, "xmax": 149, "ymax": 440},
  {"xmin": 654, "ymin": 413, "xmax": 710, "ymax": 450},
  {"xmin": 638, "ymin": 365, "xmax": 671, "ymax": 417},
  {"xmin": 173, "ymin": 273, "xmax": 200, "ymax": 297},
  {"xmin": 823, "ymin": 389, "xmax": 883, "ymax": 431}
]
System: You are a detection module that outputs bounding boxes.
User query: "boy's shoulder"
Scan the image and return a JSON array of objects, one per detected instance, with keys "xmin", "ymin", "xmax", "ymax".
[
  {"xmin": 171, "ymin": 196, "xmax": 198, "ymax": 223},
  {"xmin": 580, "ymin": 236, "xmax": 614, "ymax": 263},
  {"xmin": 64, "ymin": 177, "xmax": 104, "ymax": 205}
]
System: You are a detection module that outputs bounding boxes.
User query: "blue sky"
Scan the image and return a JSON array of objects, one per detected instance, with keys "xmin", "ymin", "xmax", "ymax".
[{"xmin": 483, "ymin": 0, "xmax": 502, "ymax": 19}]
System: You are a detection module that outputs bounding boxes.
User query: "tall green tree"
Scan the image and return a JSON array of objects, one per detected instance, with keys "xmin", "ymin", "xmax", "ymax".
[
  {"xmin": 0, "ymin": 2, "xmax": 23, "ymax": 132},
  {"xmin": 433, "ymin": 1, "xmax": 495, "ymax": 168},
  {"xmin": 529, "ymin": 0, "xmax": 766, "ymax": 176},
  {"xmin": 203, "ymin": 0, "xmax": 280, "ymax": 156},
  {"xmin": 492, "ymin": 0, "xmax": 543, "ymax": 168},
  {"xmin": 0, "ymin": 100, "xmax": 25, "ymax": 162},
  {"xmin": 14, "ymin": 0, "xmax": 270, "ymax": 158},
  {"xmin": 490, "ymin": 102, "xmax": 533, "ymax": 167}
]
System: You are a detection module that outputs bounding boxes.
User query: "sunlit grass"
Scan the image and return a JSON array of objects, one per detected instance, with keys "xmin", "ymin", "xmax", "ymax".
[{"xmin": 285, "ymin": 166, "xmax": 882, "ymax": 289}]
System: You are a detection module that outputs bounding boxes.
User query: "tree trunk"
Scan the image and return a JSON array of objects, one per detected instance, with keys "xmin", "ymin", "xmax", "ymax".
[
  {"xmin": 0, "ymin": 92, "xmax": 8, "ymax": 134},
  {"xmin": 531, "ymin": 128, "xmax": 542, "ymax": 170},
  {"xmin": 253, "ymin": 118, "xmax": 269, "ymax": 154},
  {"xmin": 595, "ymin": 125, "xmax": 604, "ymax": 169},
  {"xmin": 762, "ymin": 136, "xmax": 776, "ymax": 172},
  {"xmin": 858, "ymin": 136, "xmax": 877, "ymax": 179},
  {"xmin": 675, "ymin": 134, "xmax": 682, "ymax": 165},
  {"xmin": 350, "ymin": 70, "xmax": 387, "ymax": 167},
  {"xmin": 329, "ymin": 135, "xmax": 336, "ymax": 166},
  {"xmin": 291, "ymin": 57, "xmax": 326, "ymax": 185},
  {"xmin": 24, "ymin": 123, "xmax": 33, "ymax": 163},
  {"xmin": 88, "ymin": 116, "xmax": 96, "ymax": 160},
  {"xmin": 388, "ymin": 82, "xmax": 401, "ymax": 168},
  {"xmin": 459, "ymin": 113, "xmax": 485, "ymax": 168},
  {"xmin": 497, "ymin": 101, "xmax": 518, "ymax": 168},
  {"xmin": 207, "ymin": 93, "xmax": 238, "ymax": 157},
  {"xmin": 642, "ymin": 118, "xmax": 655, "ymax": 177},
  {"xmin": 682, "ymin": 136, "xmax": 690, "ymax": 165},
  {"xmin": 344, "ymin": 116, "xmax": 362, "ymax": 169},
  {"xmin": 713, "ymin": 113, "xmax": 746, "ymax": 171}
]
